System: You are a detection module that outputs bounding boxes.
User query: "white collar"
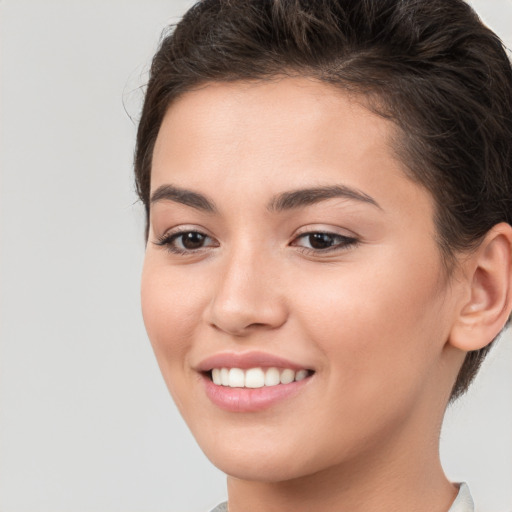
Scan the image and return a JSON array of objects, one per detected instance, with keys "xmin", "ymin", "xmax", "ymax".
[
  {"xmin": 448, "ymin": 483, "xmax": 474, "ymax": 512},
  {"xmin": 210, "ymin": 482, "xmax": 475, "ymax": 512}
]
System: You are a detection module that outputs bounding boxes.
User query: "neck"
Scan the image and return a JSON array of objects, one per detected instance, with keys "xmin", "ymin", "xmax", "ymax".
[
  {"xmin": 227, "ymin": 457, "xmax": 457, "ymax": 512},
  {"xmin": 226, "ymin": 394, "xmax": 458, "ymax": 512}
]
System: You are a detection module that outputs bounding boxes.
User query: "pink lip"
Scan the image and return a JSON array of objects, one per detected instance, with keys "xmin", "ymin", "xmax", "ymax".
[
  {"xmin": 202, "ymin": 374, "xmax": 312, "ymax": 413},
  {"xmin": 196, "ymin": 351, "xmax": 314, "ymax": 413},
  {"xmin": 196, "ymin": 351, "xmax": 310, "ymax": 372}
]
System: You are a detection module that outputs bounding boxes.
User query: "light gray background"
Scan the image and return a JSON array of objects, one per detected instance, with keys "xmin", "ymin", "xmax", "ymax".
[{"xmin": 0, "ymin": 1, "xmax": 511, "ymax": 511}]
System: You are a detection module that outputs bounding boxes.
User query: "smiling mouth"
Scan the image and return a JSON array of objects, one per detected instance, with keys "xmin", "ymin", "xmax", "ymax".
[{"xmin": 207, "ymin": 367, "xmax": 315, "ymax": 388}]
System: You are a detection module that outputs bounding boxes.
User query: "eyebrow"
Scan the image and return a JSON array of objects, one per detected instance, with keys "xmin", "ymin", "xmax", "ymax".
[
  {"xmin": 150, "ymin": 184, "xmax": 217, "ymax": 213},
  {"xmin": 268, "ymin": 185, "xmax": 381, "ymax": 212},
  {"xmin": 150, "ymin": 183, "xmax": 381, "ymax": 214}
]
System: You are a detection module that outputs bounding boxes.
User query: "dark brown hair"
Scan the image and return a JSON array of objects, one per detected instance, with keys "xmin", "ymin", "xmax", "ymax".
[{"xmin": 134, "ymin": 0, "xmax": 512, "ymax": 400}]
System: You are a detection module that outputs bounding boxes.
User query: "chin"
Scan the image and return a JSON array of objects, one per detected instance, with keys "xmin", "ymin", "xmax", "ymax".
[
  {"xmin": 209, "ymin": 450, "xmax": 311, "ymax": 483},
  {"xmin": 189, "ymin": 425, "xmax": 296, "ymax": 480},
  {"xmin": 193, "ymin": 425, "xmax": 344, "ymax": 484}
]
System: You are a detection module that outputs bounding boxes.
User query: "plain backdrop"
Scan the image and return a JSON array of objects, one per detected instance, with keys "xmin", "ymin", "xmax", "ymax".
[{"xmin": 1, "ymin": 1, "xmax": 511, "ymax": 511}]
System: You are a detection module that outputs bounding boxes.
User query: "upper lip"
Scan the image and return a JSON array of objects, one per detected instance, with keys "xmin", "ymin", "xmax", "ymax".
[{"xmin": 196, "ymin": 351, "xmax": 312, "ymax": 372}]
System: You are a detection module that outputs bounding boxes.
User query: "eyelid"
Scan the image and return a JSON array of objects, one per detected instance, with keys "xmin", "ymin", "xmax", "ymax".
[
  {"xmin": 292, "ymin": 232, "xmax": 357, "ymax": 245},
  {"xmin": 154, "ymin": 224, "xmax": 213, "ymax": 241},
  {"xmin": 292, "ymin": 224, "xmax": 359, "ymax": 242},
  {"xmin": 293, "ymin": 223, "xmax": 357, "ymax": 236}
]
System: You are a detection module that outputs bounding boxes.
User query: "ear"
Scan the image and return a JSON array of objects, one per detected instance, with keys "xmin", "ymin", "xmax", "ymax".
[{"xmin": 449, "ymin": 222, "xmax": 512, "ymax": 351}]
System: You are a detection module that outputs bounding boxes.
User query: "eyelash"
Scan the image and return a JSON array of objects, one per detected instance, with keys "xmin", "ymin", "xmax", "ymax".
[
  {"xmin": 292, "ymin": 232, "xmax": 359, "ymax": 254},
  {"xmin": 154, "ymin": 230, "xmax": 358, "ymax": 256},
  {"xmin": 154, "ymin": 230, "xmax": 218, "ymax": 255}
]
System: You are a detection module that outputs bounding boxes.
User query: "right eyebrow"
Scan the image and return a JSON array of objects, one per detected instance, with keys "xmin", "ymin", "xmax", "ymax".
[
  {"xmin": 268, "ymin": 184, "xmax": 382, "ymax": 212},
  {"xmin": 150, "ymin": 184, "xmax": 217, "ymax": 213}
]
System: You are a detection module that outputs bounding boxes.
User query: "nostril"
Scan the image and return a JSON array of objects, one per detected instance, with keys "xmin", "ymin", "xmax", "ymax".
[{"xmin": 247, "ymin": 322, "xmax": 270, "ymax": 329}]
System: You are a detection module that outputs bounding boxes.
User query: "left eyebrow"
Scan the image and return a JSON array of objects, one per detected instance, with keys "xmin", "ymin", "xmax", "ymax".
[
  {"xmin": 150, "ymin": 184, "xmax": 217, "ymax": 213},
  {"xmin": 268, "ymin": 185, "xmax": 382, "ymax": 212}
]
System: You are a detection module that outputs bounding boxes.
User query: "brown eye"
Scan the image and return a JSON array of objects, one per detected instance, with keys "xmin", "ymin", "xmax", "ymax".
[
  {"xmin": 180, "ymin": 232, "xmax": 207, "ymax": 250},
  {"xmin": 308, "ymin": 233, "xmax": 336, "ymax": 249},
  {"xmin": 154, "ymin": 230, "xmax": 218, "ymax": 254},
  {"xmin": 292, "ymin": 232, "xmax": 358, "ymax": 253}
]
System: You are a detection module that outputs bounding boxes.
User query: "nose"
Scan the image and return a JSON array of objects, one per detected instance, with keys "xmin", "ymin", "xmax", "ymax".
[{"xmin": 204, "ymin": 246, "xmax": 288, "ymax": 336}]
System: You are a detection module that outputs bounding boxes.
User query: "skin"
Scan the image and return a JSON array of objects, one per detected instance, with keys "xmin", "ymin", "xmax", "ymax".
[{"xmin": 141, "ymin": 77, "xmax": 478, "ymax": 512}]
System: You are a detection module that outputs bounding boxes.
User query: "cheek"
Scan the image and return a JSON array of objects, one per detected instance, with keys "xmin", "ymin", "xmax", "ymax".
[
  {"xmin": 293, "ymin": 248, "xmax": 448, "ymax": 396},
  {"xmin": 140, "ymin": 257, "xmax": 203, "ymax": 378}
]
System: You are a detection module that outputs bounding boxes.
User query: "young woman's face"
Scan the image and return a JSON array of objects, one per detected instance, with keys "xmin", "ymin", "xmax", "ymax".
[{"xmin": 141, "ymin": 78, "xmax": 463, "ymax": 482}]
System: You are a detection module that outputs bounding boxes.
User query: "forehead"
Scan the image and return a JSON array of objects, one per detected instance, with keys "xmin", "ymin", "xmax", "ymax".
[
  {"xmin": 153, "ymin": 77, "xmax": 404, "ymax": 185},
  {"xmin": 156, "ymin": 78, "xmax": 387, "ymax": 149}
]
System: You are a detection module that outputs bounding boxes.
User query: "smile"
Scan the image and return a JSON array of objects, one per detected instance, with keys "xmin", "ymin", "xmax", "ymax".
[
  {"xmin": 210, "ymin": 367, "xmax": 312, "ymax": 388},
  {"xmin": 197, "ymin": 352, "xmax": 315, "ymax": 412}
]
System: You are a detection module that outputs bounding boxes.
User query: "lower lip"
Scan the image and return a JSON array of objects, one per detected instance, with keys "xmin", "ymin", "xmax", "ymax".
[{"xmin": 202, "ymin": 374, "xmax": 312, "ymax": 412}]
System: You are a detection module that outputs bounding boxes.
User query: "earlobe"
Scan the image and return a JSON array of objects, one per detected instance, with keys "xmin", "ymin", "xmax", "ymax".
[{"xmin": 449, "ymin": 223, "xmax": 512, "ymax": 352}]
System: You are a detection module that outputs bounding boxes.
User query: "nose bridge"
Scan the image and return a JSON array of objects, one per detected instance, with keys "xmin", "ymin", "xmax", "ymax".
[{"xmin": 205, "ymin": 238, "xmax": 287, "ymax": 335}]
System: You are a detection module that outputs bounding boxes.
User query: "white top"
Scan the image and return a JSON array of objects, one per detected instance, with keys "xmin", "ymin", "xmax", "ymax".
[
  {"xmin": 209, "ymin": 482, "xmax": 474, "ymax": 512},
  {"xmin": 450, "ymin": 483, "xmax": 475, "ymax": 512}
]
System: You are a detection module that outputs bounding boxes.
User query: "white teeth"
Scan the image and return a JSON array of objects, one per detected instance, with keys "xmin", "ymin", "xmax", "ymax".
[
  {"xmin": 245, "ymin": 368, "xmax": 265, "ymax": 388},
  {"xmin": 264, "ymin": 367, "xmax": 281, "ymax": 386},
  {"xmin": 280, "ymin": 368, "xmax": 295, "ymax": 384},
  {"xmin": 228, "ymin": 368, "xmax": 245, "ymax": 388},
  {"xmin": 295, "ymin": 369, "xmax": 308, "ymax": 381},
  {"xmin": 220, "ymin": 368, "xmax": 230, "ymax": 386},
  {"xmin": 210, "ymin": 367, "xmax": 311, "ymax": 388},
  {"xmin": 212, "ymin": 368, "xmax": 221, "ymax": 385}
]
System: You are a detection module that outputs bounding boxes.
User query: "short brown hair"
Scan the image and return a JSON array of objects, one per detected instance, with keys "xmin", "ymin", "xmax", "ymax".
[{"xmin": 134, "ymin": 0, "xmax": 512, "ymax": 400}]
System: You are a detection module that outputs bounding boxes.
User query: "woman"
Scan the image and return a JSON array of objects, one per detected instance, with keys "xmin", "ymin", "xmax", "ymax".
[{"xmin": 135, "ymin": 1, "xmax": 512, "ymax": 510}]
